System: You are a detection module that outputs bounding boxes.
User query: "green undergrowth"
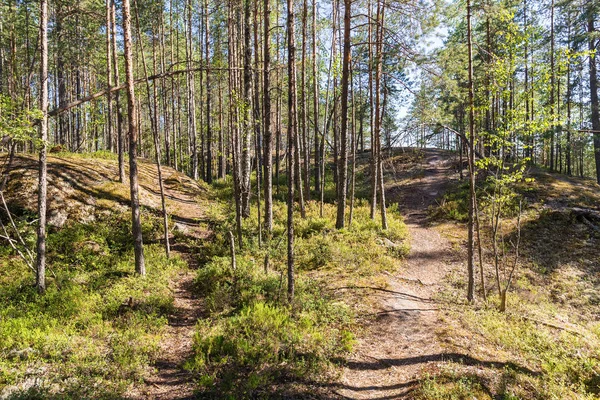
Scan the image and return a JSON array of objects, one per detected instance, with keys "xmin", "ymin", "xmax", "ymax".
[
  {"xmin": 0, "ymin": 210, "xmax": 186, "ymax": 399},
  {"xmin": 417, "ymin": 371, "xmax": 494, "ymax": 400},
  {"xmin": 188, "ymin": 178, "xmax": 409, "ymax": 397},
  {"xmin": 430, "ymin": 261, "xmax": 600, "ymax": 399},
  {"xmin": 426, "ymin": 169, "xmax": 600, "ymax": 398}
]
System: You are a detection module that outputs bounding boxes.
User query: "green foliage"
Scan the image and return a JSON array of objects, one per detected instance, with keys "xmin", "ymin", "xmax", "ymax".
[
  {"xmin": 457, "ymin": 306, "xmax": 600, "ymax": 398},
  {"xmin": 0, "ymin": 211, "xmax": 186, "ymax": 398},
  {"xmin": 417, "ymin": 372, "xmax": 492, "ymax": 400},
  {"xmin": 188, "ymin": 186, "xmax": 408, "ymax": 396},
  {"xmin": 0, "ymin": 95, "xmax": 41, "ymax": 145},
  {"xmin": 431, "ymin": 181, "xmax": 470, "ymax": 222}
]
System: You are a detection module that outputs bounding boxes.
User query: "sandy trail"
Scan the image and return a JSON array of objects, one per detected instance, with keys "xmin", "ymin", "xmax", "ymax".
[{"xmin": 338, "ymin": 149, "xmax": 461, "ymax": 399}]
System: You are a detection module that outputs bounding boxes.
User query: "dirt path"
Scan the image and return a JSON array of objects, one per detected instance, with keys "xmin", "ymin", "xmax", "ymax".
[
  {"xmin": 130, "ymin": 178, "xmax": 209, "ymax": 400},
  {"xmin": 130, "ymin": 270, "xmax": 202, "ymax": 400},
  {"xmin": 337, "ymin": 149, "xmax": 462, "ymax": 399}
]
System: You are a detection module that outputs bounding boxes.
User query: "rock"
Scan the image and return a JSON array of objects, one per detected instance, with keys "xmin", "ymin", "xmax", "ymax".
[
  {"xmin": 381, "ymin": 238, "xmax": 400, "ymax": 248},
  {"xmin": 47, "ymin": 209, "xmax": 68, "ymax": 228},
  {"xmin": 174, "ymin": 222, "xmax": 190, "ymax": 235},
  {"xmin": 7, "ymin": 347, "xmax": 37, "ymax": 361},
  {"xmin": 81, "ymin": 240, "xmax": 103, "ymax": 254}
]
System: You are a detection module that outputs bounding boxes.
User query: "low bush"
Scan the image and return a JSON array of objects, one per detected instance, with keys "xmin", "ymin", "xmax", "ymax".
[
  {"xmin": 0, "ymin": 211, "xmax": 186, "ymax": 398},
  {"xmin": 188, "ymin": 190, "xmax": 408, "ymax": 396}
]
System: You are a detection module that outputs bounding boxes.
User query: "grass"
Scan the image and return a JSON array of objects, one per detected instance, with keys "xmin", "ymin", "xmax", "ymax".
[
  {"xmin": 424, "ymin": 167, "xmax": 600, "ymax": 399},
  {"xmin": 186, "ymin": 175, "xmax": 409, "ymax": 397},
  {"xmin": 0, "ymin": 210, "xmax": 187, "ymax": 399}
]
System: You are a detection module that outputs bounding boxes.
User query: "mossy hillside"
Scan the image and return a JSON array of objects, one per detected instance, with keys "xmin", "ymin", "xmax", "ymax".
[
  {"xmin": 0, "ymin": 208, "xmax": 187, "ymax": 399},
  {"xmin": 420, "ymin": 165, "xmax": 600, "ymax": 398}
]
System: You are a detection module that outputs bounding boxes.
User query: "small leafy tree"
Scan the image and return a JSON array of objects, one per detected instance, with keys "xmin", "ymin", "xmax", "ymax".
[{"xmin": 0, "ymin": 95, "xmax": 41, "ymax": 274}]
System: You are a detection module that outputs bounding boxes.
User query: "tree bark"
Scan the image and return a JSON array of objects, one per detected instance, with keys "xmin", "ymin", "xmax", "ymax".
[
  {"xmin": 588, "ymin": 14, "xmax": 600, "ymax": 184},
  {"xmin": 186, "ymin": 0, "xmax": 198, "ymax": 180},
  {"xmin": 133, "ymin": 0, "xmax": 170, "ymax": 258},
  {"xmin": 263, "ymin": 0, "xmax": 273, "ymax": 233},
  {"xmin": 336, "ymin": 0, "xmax": 351, "ymax": 229},
  {"xmin": 287, "ymin": 0, "xmax": 297, "ymax": 302},
  {"xmin": 301, "ymin": 0, "xmax": 310, "ymax": 200},
  {"xmin": 36, "ymin": 0, "xmax": 49, "ymax": 293},
  {"xmin": 123, "ymin": 0, "xmax": 146, "ymax": 275},
  {"xmin": 105, "ymin": 0, "xmax": 113, "ymax": 152},
  {"xmin": 466, "ymin": 0, "xmax": 476, "ymax": 302},
  {"xmin": 241, "ymin": 0, "xmax": 253, "ymax": 218},
  {"xmin": 374, "ymin": 0, "xmax": 387, "ymax": 230},
  {"xmin": 111, "ymin": 0, "xmax": 126, "ymax": 183},
  {"xmin": 312, "ymin": 0, "xmax": 320, "ymax": 194},
  {"xmin": 205, "ymin": 0, "xmax": 213, "ymax": 183}
]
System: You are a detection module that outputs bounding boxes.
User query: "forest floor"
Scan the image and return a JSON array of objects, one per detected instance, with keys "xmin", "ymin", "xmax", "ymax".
[
  {"xmin": 337, "ymin": 149, "xmax": 463, "ymax": 399},
  {"xmin": 2, "ymin": 149, "xmax": 599, "ymax": 399}
]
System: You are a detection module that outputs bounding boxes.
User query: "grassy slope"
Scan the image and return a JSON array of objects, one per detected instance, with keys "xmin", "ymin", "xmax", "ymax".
[
  {"xmin": 423, "ymin": 165, "xmax": 600, "ymax": 399},
  {"xmin": 0, "ymin": 152, "xmax": 208, "ymax": 399}
]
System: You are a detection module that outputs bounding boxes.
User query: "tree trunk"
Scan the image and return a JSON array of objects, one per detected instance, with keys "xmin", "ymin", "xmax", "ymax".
[
  {"xmin": 241, "ymin": 0, "xmax": 253, "ymax": 218},
  {"xmin": 186, "ymin": 0, "xmax": 198, "ymax": 180},
  {"xmin": 466, "ymin": 0, "xmax": 476, "ymax": 302},
  {"xmin": 123, "ymin": 0, "xmax": 146, "ymax": 275},
  {"xmin": 36, "ymin": 0, "xmax": 49, "ymax": 293},
  {"xmin": 263, "ymin": 0, "xmax": 273, "ymax": 233},
  {"xmin": 588, "ymin": 14, "xmax": 600, "ymax": 184},
  {"xmin": 301, "ymin": 0, "xmax": 310, "ymax": 201},
  {"xmin": 550, "ymin": 0, "xmax": 556, "ymax": 170},
  {"xmin": 368, "ymin": 0, "xmax": 377, "ymax": 220},
  {"xmin": 336, "ymin": 0, "xmax": 351, "ymax": 229},
  {"xmin": 287, "ymin": 0, "xmax": 297, "ymax": 302},
  {"xmin": 111, "ymin": 0, "xmax": 126, "ymax": 183},
  {"xmin": 205, "ymin": 0, "xmax": 213, "ymax": 183},
  {"xmin": 349, "ymin": 60, "xmax": 356, "ymax": 227},
  {"xmin": 105, "ymin": 0, "xmax": 113, "ymax": 152},
  {"xmin": 133, "ymin": 0, "xmax": 170, "ymax": 258},
  {"xmin": 312, "ymin": 0, "xmax": 320, "ymax": 194},
  {"xmin": 374, "ymin": 0, "xmax": 387, "ymax": 230}
]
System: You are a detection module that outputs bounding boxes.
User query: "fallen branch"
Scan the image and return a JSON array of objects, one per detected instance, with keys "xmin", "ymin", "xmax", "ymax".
[{"xmin": 518, "ymin": 315, "xmax": 584, "ymax": 337}]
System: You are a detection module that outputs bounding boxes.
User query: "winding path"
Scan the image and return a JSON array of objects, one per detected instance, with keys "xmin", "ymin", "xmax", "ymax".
[{"xmin": 338, "ymin": 149, "xmax": 462, "ymax": 399}]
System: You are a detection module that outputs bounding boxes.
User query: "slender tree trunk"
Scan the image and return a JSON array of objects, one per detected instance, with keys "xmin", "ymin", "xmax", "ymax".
[
  {"xmin": 241, "ymin": 0, "xmax": 253, "ymax": 218},
  {"xmin": 336, "ymin": 0, "xmax": 351, "ymax": 229},
  {"xmin": 368, "ymin": 0, "xmax": 377, "ymax": 220},
  {"xmin": 112, "ymin": 0, "xmax": 126, "ymax": 183},
  {"xmin": 106, "ymin": 0, "xmax": 113, "ymax": 152},
  {"xmin": 205, "ymin": 0, "xmax": 213, "ymax": 183},
  {"xmin": 301, "ymin": 0, "xmax": 310, "ymax": 200},
  {"xmin": 588, "ymin": 14, "xmax": 600, "ymax": 184},
  {"xmin": 36, "ymin": 0, "xmax": 49, "ymax": 293},
  {"xmin": 263, "ymin": 0, "xmax": 273, "ymax": 233},
  {"xmin": 186, "ymin": 0, "xmax": 198, "ymax": 180},
  {"xmin": 375, "ymin": 0, "xmax": 387, "ymax": 230},
  {"xmin": 466, "ymin": 0, "xmax": 476, "ymax": 302},
  {"xmin": 349, "ymin": 60, "xmax": 356, "ymax": 226},
  {"xmin": 319, "ymin": 0, "xmax": 337, "ymax": 217},
  {"xmin": 312, "ymin": 0, "xmax": 320, "ymax": 194},
  {"xmin": 123, "ymin": 0, "xmax": 146, "ymax": 275},
  {"xmin": 566, "ymin": 18, "xmax": 573, "ymax": 176},
  {"xmin": 550, "ymin": 0, "xmax": 556, "ymax": 170},
  {"xmin": 133, "ymin": 0, "xmax": 170, "ymax": 258},
  {"xmin": 287, "ymin": 0, "xmax": 297, "ymax": 302},
  {"xmin": 218, "ymin": 73, "xmax": 226, "ymax": 179}
]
